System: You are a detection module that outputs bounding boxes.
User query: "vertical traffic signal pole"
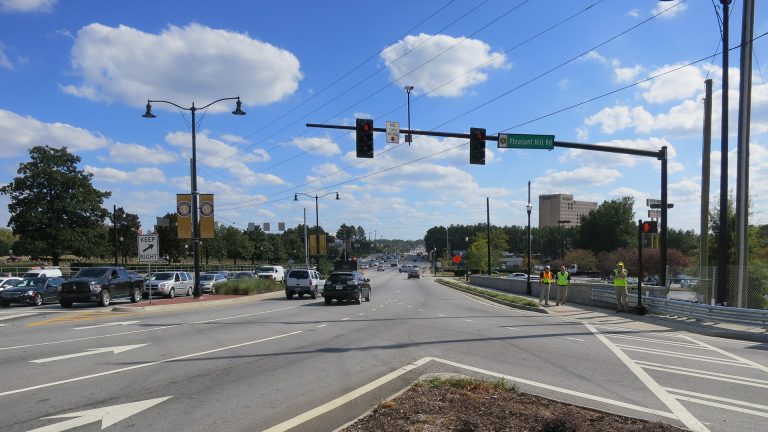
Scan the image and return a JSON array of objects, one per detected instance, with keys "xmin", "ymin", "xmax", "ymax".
[
  {"xmin": 660, "ymin": 146, "xmax": 668, "ymax": 288},
  {"xmin": 637, "ymin": 220, "xmax": 645, "ymax": 315},
  {"xmin": 486, "ymin": 197, "xmax": 491, "ymax": 276}
]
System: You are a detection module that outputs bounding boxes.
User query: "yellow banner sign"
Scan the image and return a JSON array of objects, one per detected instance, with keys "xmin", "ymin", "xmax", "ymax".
[
  {"xmin": 199, "ymin": 194, "xmax": 214, "ymax": 239},
  {"xmin": 309, "ymin": 233, "xmax": 327, "ymax": 256},
  {"xmin": 176, "ymin": 194, "xmax": 192, "ymax": 239}
]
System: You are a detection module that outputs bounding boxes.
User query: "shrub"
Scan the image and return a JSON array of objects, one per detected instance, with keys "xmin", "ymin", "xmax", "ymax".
[{"xmin": 217, "ymin": 278, "xmax": 282, "ymax": 295}]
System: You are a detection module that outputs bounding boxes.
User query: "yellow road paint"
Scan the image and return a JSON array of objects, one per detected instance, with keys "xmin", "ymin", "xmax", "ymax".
[{"xmin": 26, "ymin": 311, "xmax": 134, "ymax": 327}]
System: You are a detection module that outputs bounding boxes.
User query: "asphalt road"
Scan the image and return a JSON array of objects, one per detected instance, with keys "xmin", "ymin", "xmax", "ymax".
[{"xmin": 0, "ymin": 266, "xmax": 766, "ymax": 432}]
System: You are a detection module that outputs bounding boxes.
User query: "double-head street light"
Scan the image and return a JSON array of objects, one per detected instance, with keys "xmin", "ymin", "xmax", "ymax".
[
  {"xmin": 294, "ymin": 192, "xmax": 340, "ymax": 264},
  {"xmin": 526, "ymin": 181, "xmax": 533, "ymax": 296},
  {"xmin": 143, "ymin": 96, "xmax": 245, "ymax": 298}
]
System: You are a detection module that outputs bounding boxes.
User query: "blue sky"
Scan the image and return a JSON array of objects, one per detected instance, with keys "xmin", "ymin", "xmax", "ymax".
[{"xmin": 0, "ymin": 0, "xmax": 767, "ymax": 241}]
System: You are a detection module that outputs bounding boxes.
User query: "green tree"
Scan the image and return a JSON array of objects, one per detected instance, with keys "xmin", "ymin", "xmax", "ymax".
[
  {"xmin": 0, "ymin": 146, "xmax": 111, "ymax": 265},
  {"xmin": 667, "ymin": 228, "xmax": 699, "ymax": 256},
  {"xmin": 109, "ymin": 207, "xmax": 141, "ymax": 265},
  {"xmin": 156, "ymin": 213, "xmax": 187, "ymax": 263},
  {"xmin": 0, "ymin": 228, "xmax": 15, "ymax": 256},
  {"xmin": 467, "ymin": 228, "xmax": 508, "ymax": 273},
  {"xmin": 576, "ymin": 197, "xmax": 635, "ymax": 254},
  {"xmin": 202, "ymin": 226, "xmax": 227, "ymax": 264},
  {"xmin": 221, "ymin": 226, "xmax": 252, "ymax": 265}
]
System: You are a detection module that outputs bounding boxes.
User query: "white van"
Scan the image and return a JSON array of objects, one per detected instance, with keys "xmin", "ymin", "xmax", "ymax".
[
  {"xmin": 23, "ymin": 267, "xmax": 63, "ymax": 278},
  {"xmin": 256, "ymin": 265, "xmax": 285, "ymax": 282}
]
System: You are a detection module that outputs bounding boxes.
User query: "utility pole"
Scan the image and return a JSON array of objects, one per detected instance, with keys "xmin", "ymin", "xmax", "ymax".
[
  {"xmin": 113, "ymin": 205, "xmax": 118, "ymax": 267},
  {"xmin": 486, "ymin": 197, "xmax": 491, "ymax": 276},
  {"xmin": 716, "ymin": 0, "xmax": 731, "ymax": 306},
  {"xmin": 735, "ymin": 0, "xmax": 755, "ymax": 307},
  {"xmin": 701, "ymin": 79, "xmax": 713, "ymax": 303}
]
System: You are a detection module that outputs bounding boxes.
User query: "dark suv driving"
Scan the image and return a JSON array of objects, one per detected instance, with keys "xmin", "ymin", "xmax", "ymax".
[{"xmin": 323, "ymin": 271, "xmax": 371, "ymax": 305}]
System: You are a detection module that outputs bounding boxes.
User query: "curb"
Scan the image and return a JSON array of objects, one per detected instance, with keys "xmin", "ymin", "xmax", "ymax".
[
  {"xmin": 435, "ymin": 279, "xmax": 546, "ymax": 314},
  {"xmin": 111, "ymin": 290, "xmax": 284, "ymax": 313}
]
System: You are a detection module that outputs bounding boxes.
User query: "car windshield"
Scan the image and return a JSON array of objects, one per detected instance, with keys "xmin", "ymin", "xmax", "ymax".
[
  {"xmin": 200, "ymin": 274, "xmax": 215, "ymax": 281},
  {"xmin": 257, "ymin": 267, "xmax": 275, "ymax": 273},
  {"xmin": 151, "ymin": 272, "xmax": 174, "ymax": 281},
  {"xmin": 328, "ymin": 273, "xmax": 354, "ymax": 283},
  {"xmin": 76, "ymin": 268, "xmax": 110, "ymax": 278},
  {"xmin": 16, "ymin": 278, "xmax": 45, "ymax": 287},
  {"xmin": 289, "ymin": 270, "xmax": 308, "ymax": 279}
]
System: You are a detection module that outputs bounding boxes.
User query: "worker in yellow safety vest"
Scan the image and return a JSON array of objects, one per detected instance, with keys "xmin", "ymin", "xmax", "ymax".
[
  {"xmin": 539, "ymin": 265, "xmax": 553, "ymax": 306},
  {"xmin": 614, "ymin": 261, "xmax": 629, "ymax": 312},
  {"xmin": 556, "ymin": 266, "xmax": 570, "ymax": 306}
]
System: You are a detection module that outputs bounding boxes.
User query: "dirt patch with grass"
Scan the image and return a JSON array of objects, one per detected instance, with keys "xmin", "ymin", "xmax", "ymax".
[{"xmin": 343, "ymin": 376, "xmax": 682, "ymax": 432}]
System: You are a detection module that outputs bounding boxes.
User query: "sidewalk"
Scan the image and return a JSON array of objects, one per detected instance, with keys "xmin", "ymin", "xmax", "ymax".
[{"xmin": 449, "ymin": 278, "xmax": 768, "ymax": 344}]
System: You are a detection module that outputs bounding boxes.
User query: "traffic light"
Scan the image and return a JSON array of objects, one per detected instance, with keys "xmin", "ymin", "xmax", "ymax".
[
  {"xmin": 356, "ymin": 118, "xmax": 373, "ymax": 158},
  {"xmin": 469, "ymin": 127, "xmax": 486, "ymax": 165},
  {"xmin": 642, "ymin": 220, "xmax": 658, "ymax": 234}
]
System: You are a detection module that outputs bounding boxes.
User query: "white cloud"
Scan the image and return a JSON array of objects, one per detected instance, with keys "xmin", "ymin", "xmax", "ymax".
[
  {"xmin": 0, "ymin": 43, "xmax": 13, "ymax": 69},
  {"xmin": 651, "ymin": 1, "xmax": 688, "ymax": 19},
  {"xmin": 85, "ymin": 166, "xmax": 166, "ymax": 184},
  {"xmin": 0, "ymin": 0, "xmax": 56, "ymax": 13},
  {"xmin": 306, "ymin": 163, "xmax": 350, "ymax": 186},
  {"xmin": 246, "ymin": 148, "xmax": 271, "ymax": 163},
  {"xmin": 219, "ymin": 134, "xmax": 249, "ymax": 144},
  {"xmin": 380, "ymin": 33, "xmax": 508, "ymax": 97},
  {"xmin": 109, "ymin": 143, "xmax": 176, "ymax": 164},
  {"xmin": 580, "ymin": 50, "xmax": 608, "ymax": 65},
  {"xmin": 613, "ymin": 62, "xmax": 642, "ymax": 83},
  {"xmin": 165, "ymin": 131, "xmax": 286, "ymax": 185},
  {"xmin": 558, "ymin": 79, "xmax": 570, "ymax": 90},
  {"xmin": 0, "ymin": 109, "xmax": 108, "ymax": 157},
  {"xmin": 560, "ymin": 137, "xmax": 676, "ymax": 170},
  {"xmin": 535, "ymin": 167, "xmax": 622, "ymax": 192},
  {"xmin": 639, "ymin": 63, "xmax": 704, "ymax": 104},
  {"xmin": 63, "ymin": 23, "xmax": 302, "ymax": 110},
  {"xmin": 289, "ymin": 136, "xmax": 341, "ymax": 157},
  {"xmin": 628, "ymin": 9, "xmax": 640, "ymax": 18}
]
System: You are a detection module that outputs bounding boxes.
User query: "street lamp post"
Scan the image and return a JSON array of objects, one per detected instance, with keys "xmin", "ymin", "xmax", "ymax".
[
  {"xmin": 295, "ymin": 192, "xmax": 340, "ymax": 265},
  {"xmin": 465, "ymin": 236, "xmax": 469, "ymax": 282},
  {"xmin": 557, "ymin": 219, "xmax": 571, "ymax": 262},
  {"xmin": 143, "ymin": 96, "xmax": 246, "ymax": 298},
  {"xmin": 527, "ymin": 181, "xmax": 533, "ymax": 296}
]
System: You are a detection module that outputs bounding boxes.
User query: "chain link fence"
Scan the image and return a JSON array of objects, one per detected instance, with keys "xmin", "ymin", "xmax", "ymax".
[{"xmin": 667, "ymin": 264, "xmax": 768, "ymax": 310}]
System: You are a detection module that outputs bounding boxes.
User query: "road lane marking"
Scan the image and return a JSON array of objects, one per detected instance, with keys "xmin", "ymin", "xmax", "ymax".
[
  {"xmin": 0, "ymin": 304, "xmax": 304, "ymax": 352},
  {"xmin": 679, "ymin": 335, "xmax": 768, "ymax": 374},
  {"xmin": 504, "ymin": 327, "xmax": 519, "ymax": 331},
  {"xmin": 341, "ymin": 318, "xmax": 350, "ymax": 321},
  {"xmin": 437, "ymin": 313, "xmax": 446, "ymax": 317},
  {"xmin": 665, "ymin": 387, "xmax": 768, "ymax": 416},
  {"xmin": 585, "ymin": 323, "xmax": 709, "ymax": 432},
  {"xmin": 635, "ymin": 361, "xmax": 768, "ymax": 389},
  {"xmin": 0, "ymin": 312, "xmax": 38, "ymax": 321},
  {"xmin": 371, "ymin": 309, "xmax": 377, "ymax": 311},
  {"xmin": 614, "ymin": 344, "xmax": 752, "ymax": 367},
  {"xmin": 0, "ymin": 331, "xmax": 302, "ymax": 397},
  {"xmin": 316, "ymin": 324, "xmax": 327, "ymax": 328},
  {"xmin": 671, "ymin": 395, "xmax": 768, "ymax": 418},
  {"xmin": 31, "ymin": 344, "xmax": 147, "ymax": 364},
  {"xmin": 27, "ymin": 311, "xmax": 135, "ymax": 327},
  {"xmin": 607, "ymin": 334, "xmax": 707, "ymax": 349},
  {"xmin": 407, "ymin": 306, "xmax": 412, "ymax": 308},
  {"xmin": 73, "ymin": 321, "xmax": 141, "ymax": 330},
  {"xmin": 28, "ymin": 396, "xmax": 172, "ymax": 432},
  {"xmin": 418, "ymin": 309, "xmax": 424, "ymax": 312},
  {"xmin": 566, "ymin": 337, "xmax": 585, "ymax": 341},
  {"xmin": 262, "ymin": 357, "xmax": 433, "ymax": 432},
  {"xmin": 464, "ymin": 319, "xmax": 473, "ymax": 322},
  {"xmin": 357, "ymin": 313, "xmax": 365, "ymax": 316}
]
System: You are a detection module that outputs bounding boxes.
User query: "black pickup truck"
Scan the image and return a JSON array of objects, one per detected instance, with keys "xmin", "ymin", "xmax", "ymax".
[{"xmin": 59, "ymin": 266, "xmax": 144, "ymax": 307}]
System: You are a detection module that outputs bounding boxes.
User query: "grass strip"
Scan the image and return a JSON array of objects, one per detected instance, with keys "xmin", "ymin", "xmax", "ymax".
[{"xmin": 436, "ymin": 278, "xmax": 544, "ymax": 312}]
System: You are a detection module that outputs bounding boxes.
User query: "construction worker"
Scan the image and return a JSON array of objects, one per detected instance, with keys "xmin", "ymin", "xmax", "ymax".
[
  {"xmin": 556, "ymin": 265, "xmax": 570, "ymax": 306},
  {"xmin": 614, "ymin": 261, "xmax": 629, "ymax": 312},
  {"xmin": 539, "ymin": 265, "xmax": 553, "ymax": 306}
]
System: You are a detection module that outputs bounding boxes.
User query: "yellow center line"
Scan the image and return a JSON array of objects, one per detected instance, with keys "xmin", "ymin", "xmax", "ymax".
[{"xmin": 26, "ymin": 311, "xmax": 135, "ymax": 327}]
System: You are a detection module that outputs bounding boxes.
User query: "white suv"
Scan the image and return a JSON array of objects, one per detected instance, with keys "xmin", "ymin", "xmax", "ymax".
[{"xmin": 285, "ymin": 269, "xmax": 324, "ymax": 299}]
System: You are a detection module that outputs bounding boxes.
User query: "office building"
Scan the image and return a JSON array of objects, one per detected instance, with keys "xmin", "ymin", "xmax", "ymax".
[{"xmin": 538, "ymin": 194, "xmax": 597, "ymax": 228}]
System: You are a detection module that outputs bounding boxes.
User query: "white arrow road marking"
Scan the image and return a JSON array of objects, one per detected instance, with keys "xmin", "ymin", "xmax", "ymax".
[
  {"xmin": 73, "ymin": 321, "xmax": 140, "ymax": 330},
  {"xmin": 28, "ymin": 396, "xmax": 171, "ymax": 432},
  {"xmin": 31, "ymin": 344, "xmax": 147, "ymax": 364}
]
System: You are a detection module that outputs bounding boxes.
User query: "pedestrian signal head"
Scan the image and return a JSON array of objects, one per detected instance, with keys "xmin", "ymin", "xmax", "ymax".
[{"xmin": 642, "ymin": 221, "xmax": 658, "ymax": 234}]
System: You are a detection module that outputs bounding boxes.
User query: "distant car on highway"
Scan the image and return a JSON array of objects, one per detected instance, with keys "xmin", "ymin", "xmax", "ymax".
[
  {"xmin": 324, "ymin": 271, "xmax": 370, "ymax": 304},
  {"xmin": 1, "ymin": 277, "xmax": 63, "ymax": 307},
  {"xmin": 407, "ymin": 267, "xmax": 420, "ymax": 279},
  {"xmin": 376, "ymin": 265, "xmax": 385, "ymax": 272}
]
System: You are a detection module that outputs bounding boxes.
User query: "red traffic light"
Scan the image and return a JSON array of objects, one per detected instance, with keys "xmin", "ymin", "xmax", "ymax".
[{"xmin": 642, "ymin": 221, "xmax": 658, "ymax": 234}]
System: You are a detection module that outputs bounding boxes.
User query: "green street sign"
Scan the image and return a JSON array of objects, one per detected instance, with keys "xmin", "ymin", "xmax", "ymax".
[{"xmin": 498, "ymin": 133, "xmax": 554, "ymax": 150}]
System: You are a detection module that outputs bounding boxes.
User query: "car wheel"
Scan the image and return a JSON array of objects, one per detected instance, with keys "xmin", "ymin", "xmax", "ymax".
[
  {"xmin": 365, "ymin": 290, "xmax": 371, "ymax": 302},
  {"xmin": 98, "ymin": 289, "xmax": 111, "ymax": 307},
  {"xmin": 33, "ymin": 293, "xmax": 44, "ymax": 306},
  {"xmin": 310, "ymin": 288, "xmax": 317, "ymax": 299},
  {"xmin": 60, "ymin": 301, "xmax": 73, "ymax": 308},
  {"xmin": 0, "ymin": 301, "xmax": 8, "ymax": 307},
  {"xmin": 130, "ymin": 288, "xmax": 141, "ymax": 303},
  {"xmin": 355, "ymin": 290, "xmax": 361, "ymax": 304},
  {"xmin": 324, "ymin": 297, "xmax": 331, "ymax": 305},
  {"xmin": 168, "ymin": 288, "xmax": 175, "ymax": 299},
  {"xmin": 211, "ymin": 286, "xmax": 216, "ymax": 294},
  {"xmin": 286, "ymin": 291, "xmax": 293, "ymax": 299},
  {"xmin": 186, "ymin": 287, "xmax": 193, "ymax": 297}
]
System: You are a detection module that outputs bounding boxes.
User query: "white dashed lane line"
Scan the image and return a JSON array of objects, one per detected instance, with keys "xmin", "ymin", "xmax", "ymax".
[
  {"xmin": 341, "ymin": 318, "xmax": 350, "ymax": 321},
  {"xmin": 316, "ymin": 324, "xmax": 327, "ymax": 328},
  {"xmin": 566, "ymin": 337, "xmax": 585, "ymax": 342}
]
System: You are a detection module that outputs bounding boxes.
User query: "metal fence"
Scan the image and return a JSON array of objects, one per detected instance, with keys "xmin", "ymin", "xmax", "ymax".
[{"xmin": 667, "ymin": 264, "xmax": 768, "ymax": 310}]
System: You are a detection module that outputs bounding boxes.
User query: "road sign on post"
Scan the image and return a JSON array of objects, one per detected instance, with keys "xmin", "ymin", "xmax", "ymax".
[
  {"xmin": 386, "ymin": 121, "xmax": 400, "ymax": 143},
  {"xmin": 138, "ymin": 234, "xmax": 159, "ymax": 263},
  {"xmin": 498, "ymin": 134, "xmax": 554, "ymax": 150}
]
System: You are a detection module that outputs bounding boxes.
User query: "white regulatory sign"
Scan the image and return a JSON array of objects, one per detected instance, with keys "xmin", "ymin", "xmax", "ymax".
[
  {"xmin": 386, "ymin": 121, "xmax": 400, "ymax": 143},
  {"xmin": 138, "ymin": 234, "xmax": 159, "ymax": 263}
]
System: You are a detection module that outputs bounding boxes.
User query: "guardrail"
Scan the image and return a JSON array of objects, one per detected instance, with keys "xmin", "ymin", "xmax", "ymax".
[{"xmin": 591, "ymin": 287, "xmax": 768, "ymax": 328}]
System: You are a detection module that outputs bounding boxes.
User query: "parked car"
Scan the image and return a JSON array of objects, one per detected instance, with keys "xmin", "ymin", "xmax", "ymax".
[
  {"xmin": 143, "ymin": 271, "xmax": 193, "ymax": 298},
  {"xmin": 506, "ymin": 272, "xmax": 529, "ymax": 279},
  {"xmin": 199, "ymin": 273, "xmax": 226, "ymax": 294},
  {"xmin": 0, "ymin": 277, "xmax": 22, "ymax": 290},
  {"xmin": 256, "ymin": 265, "xmax": 285, "ymax": 282},
  {"xmin": 59, "ymin": 267, "xmax": 143, "ymax": 307},
  {"xmin": 285, "ymin": 269, "xmax": 325, "ymax": 299},
  {"xmin": 227, "ymin": 271, "xmax": 255, "ymax": 280},
  {"xmin": 376, "ymin": 265, "xmax": 385, "ymax": 272},
  {"xmin": 204, "ymin": 271, "xmax": 229, "ymax": 279},
  {"xmin": 22, "ymin": 267, "xmax": 63, "ymax": 278},
  {"xmin": 1, "ymin": 277, "xmax": 64, "ymax": 307},
  {"xmin": 323, "ymin": 271, "xmax": 371, "ymax": 304}
]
